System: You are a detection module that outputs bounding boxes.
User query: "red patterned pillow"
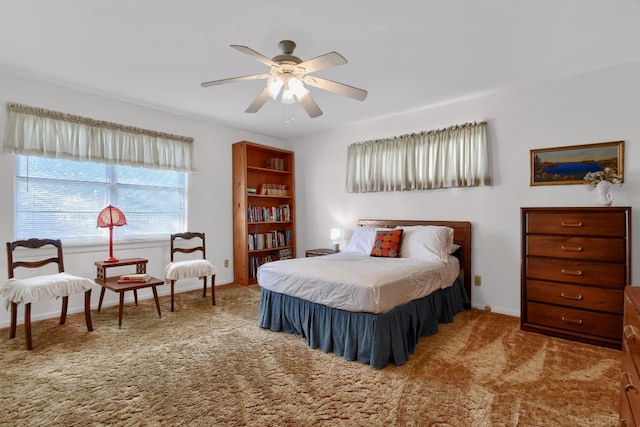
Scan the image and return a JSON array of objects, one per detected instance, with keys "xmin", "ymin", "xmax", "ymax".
[{"xmin": 370, "ymin": 229, "xmax": 403, "ymax": 258}]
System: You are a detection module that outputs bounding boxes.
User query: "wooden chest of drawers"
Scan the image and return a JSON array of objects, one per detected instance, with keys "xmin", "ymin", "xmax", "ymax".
[
  {"xmin": 521, "ymin": 207, "xmax": 631, "ymax": 348},
  {"xmin": 621, "ymin": 287, "xmax": 640, "ymax": 425}
]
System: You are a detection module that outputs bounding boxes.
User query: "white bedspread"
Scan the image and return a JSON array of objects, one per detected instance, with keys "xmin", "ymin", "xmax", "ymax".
[{"xmin": 257, "ymin": 252, "xmax": 459, "ymax": 314}]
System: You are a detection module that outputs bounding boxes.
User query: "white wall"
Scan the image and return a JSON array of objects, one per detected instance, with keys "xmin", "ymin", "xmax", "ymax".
[
  {"xmin": 289, "ymin": 61, "xmax": 640, "ymax": 316},
  {"xmin": 0, "ymin": 70, "xmax": 285, "ymax": 328}
]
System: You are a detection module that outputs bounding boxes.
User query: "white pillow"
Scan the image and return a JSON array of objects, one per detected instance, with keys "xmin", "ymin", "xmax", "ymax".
[
  {"xmin": 395, "ymin": 225, "xmax": 454, "ymax": 262},
  {"xmin": 342, "ymin": 227, "xmax": 379, "ymax": 255}
]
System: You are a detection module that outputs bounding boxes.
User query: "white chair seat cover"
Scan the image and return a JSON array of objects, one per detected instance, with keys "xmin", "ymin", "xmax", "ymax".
[
  {"xmin": 165, "ymin": 259, "xmax": 216, "ymax": 283},
  {"xmin": 0, "ymin": 272, "xmax": 96, "ymax": 310}
]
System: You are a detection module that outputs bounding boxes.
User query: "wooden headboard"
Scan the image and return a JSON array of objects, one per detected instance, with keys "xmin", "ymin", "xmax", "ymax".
[{"xmin": 357, "ymin": 219, "xmax": 472, "ymax": 304}]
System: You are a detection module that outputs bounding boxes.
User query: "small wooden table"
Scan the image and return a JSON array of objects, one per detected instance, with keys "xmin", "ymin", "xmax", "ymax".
[{"xmin": 95, "ymin": 258, "xmax": 164, "ymax": 328}]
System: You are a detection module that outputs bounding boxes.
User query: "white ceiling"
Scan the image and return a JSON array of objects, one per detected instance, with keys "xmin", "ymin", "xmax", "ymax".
[{"xmin": 1, "ymin": 1, "xmax": 639, "ymax": 140}]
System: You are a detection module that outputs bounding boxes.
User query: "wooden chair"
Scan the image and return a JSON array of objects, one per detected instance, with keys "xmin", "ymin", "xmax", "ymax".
[
  {"xmin": 1, "ymin": 238, "xmax": 94, "ymax": 350},
  {"xmin": 165, "ymin": 232, "xmax": 216, "ymax": 312}
]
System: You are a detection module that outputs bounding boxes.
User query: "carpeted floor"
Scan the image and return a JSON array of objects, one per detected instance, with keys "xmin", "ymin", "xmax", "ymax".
[{"xmin": 0, "ymin": 284, "xmax": 621, "ymax": 426}]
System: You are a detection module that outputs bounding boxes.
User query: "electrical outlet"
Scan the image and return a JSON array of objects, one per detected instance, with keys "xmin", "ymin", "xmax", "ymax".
[
  {"xmin": 474, "ymin": 275, "xmax": 481, "ymax": 286},
  {"xmin": 224, "ymin": 259, "xmax": 229, "ymax": 268}
]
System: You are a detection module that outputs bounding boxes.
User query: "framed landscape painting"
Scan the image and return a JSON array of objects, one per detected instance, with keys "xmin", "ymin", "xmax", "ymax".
[{"xmin": 530, "ymin": 141, "xmax": 624, "ymax": 186}]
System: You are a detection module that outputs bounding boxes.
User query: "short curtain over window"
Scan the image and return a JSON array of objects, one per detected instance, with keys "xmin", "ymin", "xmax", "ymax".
[
  {"xmin": 346, "ymin": 122, "xmax": 490, "ymax": 192},
  {"xmin": 3, "ymin": 103, "xmax": 197, "ymax": 172},
  {"xmin": 3, "ymin": 103, "xmax": 194, "ymax": 242}
]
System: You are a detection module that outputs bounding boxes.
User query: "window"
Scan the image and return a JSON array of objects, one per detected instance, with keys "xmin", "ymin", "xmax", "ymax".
[
  {"xmin": 4, "ymin": 103, "xmax": 195, "ymax": 242},
  {"xmin": 346, "ymin": 121, "xmax": 490, "ymax": 192},
  {"xmin": 15, "ymin": 155, "xmax": 187, "ymax": 242}
]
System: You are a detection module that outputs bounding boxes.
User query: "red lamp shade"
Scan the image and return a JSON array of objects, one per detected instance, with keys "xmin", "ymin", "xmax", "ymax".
[{"xmin": 97, "ymin": 205, "xmax": 127, "ymax": 263}]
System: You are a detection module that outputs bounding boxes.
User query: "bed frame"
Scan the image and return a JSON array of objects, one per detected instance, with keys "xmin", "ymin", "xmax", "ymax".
[
  {"xmin": 259, "ymin": 219, "xmax": 472, "ymax": 368},
  {"xmin": 357, "ymin": 219, "xmax": 472, "ymax": 306}
]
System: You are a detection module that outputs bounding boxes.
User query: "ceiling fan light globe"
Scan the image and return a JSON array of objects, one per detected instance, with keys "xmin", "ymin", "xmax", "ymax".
[
  {"xmin": 287, "ymin": 76, "xmax": 308, "ymax": 100},
  {"xmin": 294, "ymin": 87, "xmax": 310, "ymax": 101},
  {"xmin": 267, "ymin": 76, "xmax": 283, "ymax": 100},
  {"xmin": 281, "ymin": 89, "xmax": 296, "ymax": 104},
  {"xmin": 287, "ymin": 76, "xmax": 303, "ymax": 90}
]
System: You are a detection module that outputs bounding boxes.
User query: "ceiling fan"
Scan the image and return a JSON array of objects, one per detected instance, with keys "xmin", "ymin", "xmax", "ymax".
[{"xmin": 201, "ymin": 40, "xmax": 367, "ymax": 118}]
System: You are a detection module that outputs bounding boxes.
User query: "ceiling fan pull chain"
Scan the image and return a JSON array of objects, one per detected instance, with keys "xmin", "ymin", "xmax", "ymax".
[{"xmin": 284, "ymin": 104, "xmax": 296, "ymax": 124}]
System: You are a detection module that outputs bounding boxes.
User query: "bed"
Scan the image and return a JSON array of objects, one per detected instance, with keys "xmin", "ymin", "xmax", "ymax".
[{"xmin": 257, "ymin": 219, "xmax": 472, "ymax": 368}]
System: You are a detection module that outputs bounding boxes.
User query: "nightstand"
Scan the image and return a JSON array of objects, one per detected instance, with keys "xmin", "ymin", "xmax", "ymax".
[{"xmin": 305, "ymin": 248, "xmax": 339, "ymax": 257}]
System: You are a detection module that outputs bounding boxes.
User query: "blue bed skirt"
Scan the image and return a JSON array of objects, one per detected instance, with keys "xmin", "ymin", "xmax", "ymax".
[{"xmin": 258, "ymin": 277, "xmax": 469, "ymax": 369}]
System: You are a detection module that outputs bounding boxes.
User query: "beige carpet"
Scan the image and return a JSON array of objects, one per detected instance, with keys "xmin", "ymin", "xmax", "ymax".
[{"xmin": 0, "ymin": 284, "xmax": 621, "ymax": 426}]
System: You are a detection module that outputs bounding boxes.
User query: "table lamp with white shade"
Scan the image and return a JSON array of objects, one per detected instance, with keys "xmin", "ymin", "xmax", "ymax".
[{"xmin": 330, "ymin": 228, "xmax": 341, "ymax": 252}]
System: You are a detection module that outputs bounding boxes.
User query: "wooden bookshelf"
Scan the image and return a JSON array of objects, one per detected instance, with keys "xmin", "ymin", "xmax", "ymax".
[{"xmin": 232, "ymin": 141, "xmax": 296, "ymax": 285}]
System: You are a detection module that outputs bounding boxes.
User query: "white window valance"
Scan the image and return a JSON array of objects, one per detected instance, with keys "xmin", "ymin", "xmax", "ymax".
[
  {"xmin": 346, "ymin": 121, "xmax": 490, "ymax": 192},
  {"xmin": 3, "ymin": 103, "xmax": 197, "ymax": 173}
]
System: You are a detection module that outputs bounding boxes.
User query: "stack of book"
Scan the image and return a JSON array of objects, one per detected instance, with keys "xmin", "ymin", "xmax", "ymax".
[
  {"xmin": 248, "ymin": 255, "xmax": 275, "ymax": 279},
  {"xmin": 265, "ymin": 158, "xmax": 285, "ymax": 170},
  {"xmin": 247, "ymin": 205, "xmax": 291, "ymax": 223},
  {"xmin": 278, "ymin": 248, "xmax": 293, "ymax": 260},
  {"xmin": 258, "ymin": 184, "xmax": 288, "ymax": 196},
  {"xmin": 248, "ymin": 230, "xmax": 291, "ymax": 250},
  {"xmin": 117, "ymin": 273, "xmax": 151, "ymax": 284}
]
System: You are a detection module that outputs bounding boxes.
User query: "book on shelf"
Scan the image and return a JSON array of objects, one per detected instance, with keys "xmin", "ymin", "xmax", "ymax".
[
  {"xmin": 279, "ymin": 204, "xmax": 290, "ymax": 221},
  {"xmin": 247, "ymin": 205, "xmax": 291, "ymax": 223},
  {"xmin": 248, "ymin": 254, "xmax": 275, "ymax": 279},
  {"xmin": 117, "ymin": 273, "xmax": 151, "ymax": 284},
  {"xmin": 265, "ymin": 158, "xmax": 285, "ymax": 171},
  {"xmin": 258, "ymin": 183, "xmax": 288, "ymax": 196},
  {"xmin": 247, "ymin": 230, "xmax": 291, "ymax": 251},
  {"xmin": 278, "ymin": 248, "xmax": 293, "ymax": 260}
]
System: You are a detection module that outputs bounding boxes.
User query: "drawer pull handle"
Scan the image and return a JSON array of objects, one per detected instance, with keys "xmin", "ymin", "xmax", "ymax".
[
  {"xmin": 561, "ymin": 293, "xmax": 583, "ymax": 300},
  {"xmin": 561, "ymin": 221, "xmax": 583, "ymax": 227},
  {"xmin": 561, "ymin": 268, "xmax": 583, "ymax": 276},
  {"xmin": 619, "ymin": 419, "xmax": 631, "ymax": 427},
  {"xmin": 561, "ymin": 245, "xmax": 583, "ymax": 252},
  {"xmin": 621, "ymin": 371, "xmax": 638, "ymax": 392},
  {"xmin": 624, "ymin": 324, "xmax": 639, "ymax": 342},
  {"xmin": 561, "ymin": 316, "xmax": 583, "ymax": 325}
]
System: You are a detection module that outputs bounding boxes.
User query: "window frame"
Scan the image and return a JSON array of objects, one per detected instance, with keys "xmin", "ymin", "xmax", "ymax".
[{"xmin": 13, "ymin": 154, "xmax": 188, "ymax": 244}]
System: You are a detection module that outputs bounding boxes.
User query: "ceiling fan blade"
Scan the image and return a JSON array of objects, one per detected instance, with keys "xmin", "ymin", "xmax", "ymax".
[
  {"xmin": 201, "ymin": 74, "xmax": 270, "ymax": 88},
  {"xmin": 245, "ymin": 88, "xmax": 272, "ymax": 113},
  {"xmin": 230, "ymin": 45, "xmax": 278, "ymax": 67},
  {"xmin": 303, "ymin": 76, "xmax": 368, "ymax": 101},
  {"xmin": 297, "ymin": 51, "xmax": 347, "ymax": 74},
  {"xmin": 298, "ymin": 93, "xmax": 323, "ymax": 118}
]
